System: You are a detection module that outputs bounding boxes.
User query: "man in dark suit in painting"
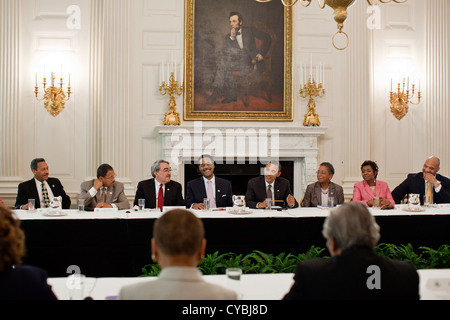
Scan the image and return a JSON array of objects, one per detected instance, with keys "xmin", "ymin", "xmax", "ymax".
[{"xmin": 206, "ymin": 11, "xmax": 271, "ymax": 105}]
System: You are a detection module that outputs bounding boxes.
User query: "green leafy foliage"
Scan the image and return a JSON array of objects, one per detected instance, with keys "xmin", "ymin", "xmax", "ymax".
[
  {"xmin": 140, "ymin": 243, "xmax": 450, "ymax": 277},
  {"xmin": 418, "ymin": 245, "xmax": 450, "ymax": 269}
]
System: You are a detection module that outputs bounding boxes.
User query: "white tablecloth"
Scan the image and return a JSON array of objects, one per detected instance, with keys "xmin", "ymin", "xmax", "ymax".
[
  {"xmin": 47, "ymin": 269, "xmax": 450, "ymax": 300},
  {"xmin": 14, "ymin": 204, "xmax": 450, "ymax": 221}
]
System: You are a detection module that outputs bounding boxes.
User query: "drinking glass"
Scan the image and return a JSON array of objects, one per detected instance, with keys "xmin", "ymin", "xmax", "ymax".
[
  {"xmin": 203, "ymin": 198, "xmax": 210, "ymax": 211},
  {"xmin": 226, "ymin": 268, "xmax": 242, "ymax": 299},
  {"xmin": 264, "ymin": 198, "xmax": 272, "ymax": 210},
  {"xmin": 372, "ymin": 197, "xmax": 380, "ymax": 209},
  {"xmin": 138, "ymin": 199, "xmax": 145, "ymax": 211},
  {"xmin": 327, "ymin": 197, "xmax": 335, "ymax": 208},
  {"xmin": 28, "ymin": 199, "xmax": 36, "ymax": 212},
  {"xmin": 77, "ymin": 199, "xmax": 85, "ymax": 212}
]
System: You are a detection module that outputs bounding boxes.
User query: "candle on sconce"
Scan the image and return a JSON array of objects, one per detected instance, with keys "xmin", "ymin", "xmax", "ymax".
[
  {"xmin": 180, "ymin": 62, "xmax": 184, "ymax": 83},
  {"xmin": 35, "ymin": 73, "xmax": 37, "ymax": 87},
  {"xmin": 167, "ymin": 61, "xmax": 170, "ymax": 83},
  {"xmin": 315, "ymin": 65, "xmax": 318, "ymax": 83},
  {"xmin": 174, "ymin": 58, "xmax": 177, "ymax": 81},
  {"xmin": 300, "ymin": 65, "xmax": 303, "ymax": 87},
  {"xmin": 321, "ymin": 63, "xmax": 324, "ymax": 86},
  {"xmin": 162, "ymin": 60, "xmax": 166, "ymax": 83},
  {"xmin": 68, "ymin": 73, "xmax": 71, "ymax": 86},
  {"xmin": 303, "ymin": 64, "xmax": 307, "ymax": 85},
  {"xmin": 310, "ymin": 54, "xmax": 313, "ymax": 80},
  {"xmin": 317, "ymin": 64, "xmax": 320, "ymax": 83}
]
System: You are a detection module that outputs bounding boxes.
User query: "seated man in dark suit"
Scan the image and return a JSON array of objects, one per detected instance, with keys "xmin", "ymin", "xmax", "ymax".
[
  {"xmin": 391, "ymin": 156, "xmax": 450, "ymax": 204},
  {"xmin": 245, "ymin": 161, "xmax": 298, "ymax": 209},
  {"xmin": 283, "ymin": 202, "xmax": 420, "ymax": 300},
  {"xmin": 15, "ymin": 158, "xmax": 71, "ymax": 209},
  {"xmin": 79, "ymin": 163, "xmax": 130, "ymax": 210},
  {"xmin": 134, "ymin": 160, "xmax": 185, "ymax": 210},
  {"xmin": 186, "ymin": 155, "xmax": 233, "ymax": 209}
]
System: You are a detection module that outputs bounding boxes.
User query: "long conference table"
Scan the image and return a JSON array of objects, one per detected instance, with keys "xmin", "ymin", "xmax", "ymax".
[
  {"xmin": 47, "ymin": 269, "xmax": 450, "ymax": 300},
  {"xmin": 15, "ymin": 205, "xmax": 450, "ymax": 278}
]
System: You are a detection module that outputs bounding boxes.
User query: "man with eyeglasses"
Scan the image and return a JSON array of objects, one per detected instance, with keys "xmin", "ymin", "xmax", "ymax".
[
  {"xmin": 133, "ymin": 160, "xmax": 185, "ymax": 209},
  {"xmin": 186, "ymin": 155, "xmax": 233, "ymax": 209},
  {"xmin": 79, "ymin": 163, "xmax": 130, "ymax": 210}
]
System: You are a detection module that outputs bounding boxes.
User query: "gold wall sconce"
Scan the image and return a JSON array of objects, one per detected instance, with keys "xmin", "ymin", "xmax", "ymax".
[
  {"xmin": 257, "ymin": 0, "xmax": 408, "ymax": 50},
  {"xmin": 389, "ymin": 78, "xmax": 421, "ymax": 120},
  {"xmin": 34, "ymin": 72, "xmax": 72, "ymax": 117}
]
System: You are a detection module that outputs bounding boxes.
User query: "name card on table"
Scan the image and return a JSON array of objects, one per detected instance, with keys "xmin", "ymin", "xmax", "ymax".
[{"xmin": 94, "ymin": 207, "xmax": 118, "ymax": 213}]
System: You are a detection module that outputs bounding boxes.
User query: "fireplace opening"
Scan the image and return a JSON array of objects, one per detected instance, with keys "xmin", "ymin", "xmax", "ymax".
[{"xmin": 184, "ymin": 161, "xmax": 294, "ymax": 196}]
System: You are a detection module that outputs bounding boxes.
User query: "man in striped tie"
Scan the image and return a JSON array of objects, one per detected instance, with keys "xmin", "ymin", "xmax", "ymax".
[{"xmin": 15, "ymin": 158, "xmax": 71, "ymax": 210}]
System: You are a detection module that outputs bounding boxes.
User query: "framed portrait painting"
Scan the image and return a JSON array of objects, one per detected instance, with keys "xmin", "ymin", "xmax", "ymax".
[{"xmin": 184, "ymin": 0, "xmax": 293, "ymax": 121}]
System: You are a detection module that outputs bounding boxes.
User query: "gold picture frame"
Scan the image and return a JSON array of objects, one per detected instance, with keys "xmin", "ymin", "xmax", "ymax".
[{"xmin": 184, "ymin": 0, "xmax": 293, "ymax": 121}]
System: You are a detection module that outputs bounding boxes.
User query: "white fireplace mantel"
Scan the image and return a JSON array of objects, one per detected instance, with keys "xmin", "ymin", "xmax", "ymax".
[{"xmin": 156, "ymin": 124, "xmax": 327, "ymax": 200}]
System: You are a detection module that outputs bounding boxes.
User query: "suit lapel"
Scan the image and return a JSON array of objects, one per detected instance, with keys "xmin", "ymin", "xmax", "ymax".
[
  {"xmin": 419, "ymin": 173, "xmax": 426, "ymax": 196},
  {"xmin": 274, "ymin": 178, "xmax": 282, "ymax": 200},
  {"xmin": 329, "ymin": 183, "xmax": 336, "ymax": 198},
  {"xmin": 199, "ymin": 178, "xmax": 207, "ymax": 199},
  {"xmin": 257, "ymin": 176, "xmax": 267, "ymax": 200},
  {"xmin": 215, "ymin": 178, "xmax": 221, "ymax": 199},
  {"xmin": 47, "ymin": 178, "xmax": 56, "ymax": 195},
  {"xmin": 164, "ymin": 181, "xmax": 174, "ymax": 205},
  {"xmin": 105, "ymin": 186, "xmax": 114, "ymax": 203},
  {"xmin": 314, "ymin": 183, "xmax": 322, "ymax": 206},
  {"xmin": 29, "ymin": 179, "xmax": 41, "ymax": 208},
  {"xmin": 150, "ymin": 179, "xmax": 157, "ymax": 207}
]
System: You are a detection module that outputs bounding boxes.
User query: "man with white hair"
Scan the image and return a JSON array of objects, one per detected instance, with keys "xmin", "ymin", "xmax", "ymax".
[
  {"xmin": 392, "ymin": 156, "xmax": 450, "ymax": 204},
  {"xmin": 283, "ymin": 203, "xmax": 419, "ymax": 300}
]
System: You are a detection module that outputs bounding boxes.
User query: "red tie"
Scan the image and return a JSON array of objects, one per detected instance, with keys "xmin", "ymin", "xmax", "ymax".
[{"xmin": 158, "ymin": 184, "xmax": 164, "ymax": 210}]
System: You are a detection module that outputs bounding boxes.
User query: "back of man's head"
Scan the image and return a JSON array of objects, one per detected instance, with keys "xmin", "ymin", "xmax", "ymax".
[
  {"xmin": 153, "ymin": 209, "xmax": 204, "ymax": 256},
  {"xmin": 322, "ymin": 202, "xmax": 380, "ymax": 252}
]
